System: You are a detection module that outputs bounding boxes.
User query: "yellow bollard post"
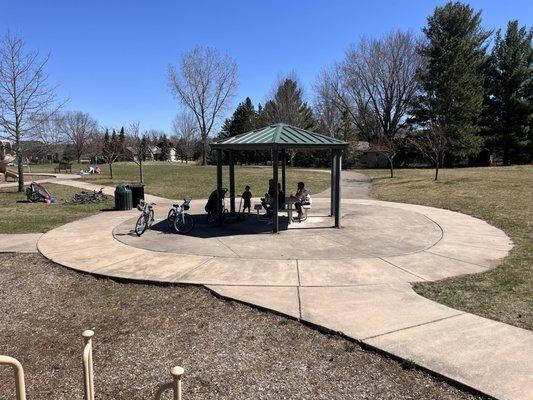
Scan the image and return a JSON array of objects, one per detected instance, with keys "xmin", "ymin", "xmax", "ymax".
[
  {"xmin": 171, "ymin": 366, "xmax": 184, "ymax": 400},
  {"xmin": 0, "ymin": 355, "xmax": 26, "ymax": 400},
  {"xmin": 82, "ymin": 330, "xmax": 95, "ymax": 400}
]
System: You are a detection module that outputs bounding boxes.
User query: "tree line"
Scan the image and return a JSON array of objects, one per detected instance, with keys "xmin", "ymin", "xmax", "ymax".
[
  {"xmin": 1, "ymin": 1, "xmax": 531, "ymax": 192},
  {"xmin": 207, "ymin": 2, "xmax": 531, "ymax": 180}
]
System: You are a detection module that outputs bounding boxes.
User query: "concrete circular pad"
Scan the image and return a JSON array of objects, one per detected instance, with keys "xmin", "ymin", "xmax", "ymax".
[
  {"xmin": 112, "ymin": 201, "xmax": 442, "ymax": 259},
  {"xmin": 36, "ymin": 178, "xmax": 527, "ymax": 400}
]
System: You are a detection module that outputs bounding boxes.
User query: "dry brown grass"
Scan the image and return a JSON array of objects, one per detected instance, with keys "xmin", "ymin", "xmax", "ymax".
[
  {"xmin": 0, "ymin": 183, "xmax": 114, "ymax": 234},
  {"xmin": 0, "ymin": 254, "xmax": 483, "ymax": 400},
  {"xmin": 358, "ymin": 165, "xmax": 532, "ymax": 330}
]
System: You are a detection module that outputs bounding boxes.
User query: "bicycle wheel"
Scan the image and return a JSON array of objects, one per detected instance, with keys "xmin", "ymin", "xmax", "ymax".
[
  {"xmin": 135, "ymin": 214, "xmax": 148, "ymax": 236},
  {"xmin": 174, "ymin": 213, "xmax": 195, "ymax": 234},
  {"xmin": 167, "ymin": 209, "xmax": 176, "ymax": 229},
  {"xmin": 148, "ymin": 208, "xmax": 155, "ymax": 227}
]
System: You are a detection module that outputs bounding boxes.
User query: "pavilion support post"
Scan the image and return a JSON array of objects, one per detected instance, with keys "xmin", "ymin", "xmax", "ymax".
[
  {"xmin": 228, "ymin": 150, "xmax": 235, "ymax": 214},
  {"xmin": 216, "ymin": 149, "xmax": 223, "ymax": 226},
  {"xmin": 272, "ymin": 146, "xmax": 279, "ymax": 233},
  {"xmin": 330, "ymin": 150, "xmax": 336, "ymax": 217},
  {"xmin": 334, "ymin": 149, "xmax": 342, "ymax": 228},
  {"xmin": 281, "ymin": 149, "xmax": 286, "ymax": 195}
]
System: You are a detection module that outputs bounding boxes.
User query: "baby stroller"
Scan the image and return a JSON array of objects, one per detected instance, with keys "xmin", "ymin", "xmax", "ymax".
[
  {"xmin": 26, "ymin": 182, "xmax": 53, "ymax": 203},
  {"xmin": 205, "ymin": 187, "xmax": 228, "ymax": 222}
]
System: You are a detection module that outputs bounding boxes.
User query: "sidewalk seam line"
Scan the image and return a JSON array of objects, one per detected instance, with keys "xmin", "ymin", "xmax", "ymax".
[
  {"xmin": 379, "ymin": 257, "xmax": 428, "ymax": 281},
  {"xmin": 91, "ymin": 253, "xmax": 144, "ymax": 273},
  {"xmin": 215, "ymin": 238, "xmax": 241, "ymax": 257},
  {"xmin": 425, "ymin": 250, "xmax": 491, "ymax": 269},
  {"xmin": 363, "ymin": 313, "xmax": 465, "ymax": 341},
  {"xmin": 175, "ymin": 257, "xmax": 215, "ymax": 280},
  {"xmin": 296, "ymin": 259, "xmax": 302, "ymax": 321}
]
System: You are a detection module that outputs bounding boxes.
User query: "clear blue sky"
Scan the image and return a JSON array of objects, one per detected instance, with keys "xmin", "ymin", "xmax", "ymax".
[{"xmin": 1, "ymin": 1, "xmax": 531, "ymax": 133}]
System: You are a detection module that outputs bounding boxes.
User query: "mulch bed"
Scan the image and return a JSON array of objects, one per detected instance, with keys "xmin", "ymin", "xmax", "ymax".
[{"xmin": 0, "ymin": 253, "xmax": 484, "ymax": 400}]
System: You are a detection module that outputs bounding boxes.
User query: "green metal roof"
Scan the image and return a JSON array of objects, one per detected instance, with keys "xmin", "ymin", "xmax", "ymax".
[{"xmin": 212, "ymin": 123, "xmax": 348, "ymax": 150}]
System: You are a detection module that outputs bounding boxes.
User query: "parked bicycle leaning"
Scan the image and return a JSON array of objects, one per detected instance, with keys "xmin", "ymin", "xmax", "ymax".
[
  {"xmin": 135, "ymin": 200, "xmax": 155, "ymax": 236},
  {"xmin": 167, "ymin": 197, "xmax": 195, "ymax": 234}
]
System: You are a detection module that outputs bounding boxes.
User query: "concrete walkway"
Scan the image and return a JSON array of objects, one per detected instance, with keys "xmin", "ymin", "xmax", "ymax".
[{"xmin": 3, "ymin": 171, "xmax": 532, "ymax": 399}]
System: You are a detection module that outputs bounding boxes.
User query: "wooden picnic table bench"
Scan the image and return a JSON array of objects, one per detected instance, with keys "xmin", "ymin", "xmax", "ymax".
[{"xmin": 54, "ymin": 162, "xmax": 72, "ymax": 173}]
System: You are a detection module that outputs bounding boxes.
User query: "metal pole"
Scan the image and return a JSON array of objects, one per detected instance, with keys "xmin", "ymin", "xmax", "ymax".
[
  {"xmin": 330, "ymin": 150, "xmax": 336, "ymax": 217},
  {"xmin": 281, "ymin": 149, "xmax": 286, "ymax": 195},
  {"xmin": 171, "ymin": 366, "xmax": 184, "ymax": 400},
  {"xmin": 228, "ymin": 150, "xmax": 235, "ymax": 214},
  {"xmin": 82, "ymin": 330, "xmax": 95, "ymax": 400},
  {"xmin": 0, "ymin": 355, "xmax": 26, "ymax": 400},
  {"xmin": 216, "ymin": 149, "xmax": 223, "ymax": 226},
  {"xmin": 334, "ymin": 149, "xmax": 342, "ymax": 228},
  {"xmin": 273, "ymin": 146, "xmax": 279, "ymax": 233}
]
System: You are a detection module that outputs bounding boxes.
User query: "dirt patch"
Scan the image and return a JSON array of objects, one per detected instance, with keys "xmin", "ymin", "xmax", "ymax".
[{"xmin": 0, "ymin": 254, "xmax": 484, "ymax": 400}]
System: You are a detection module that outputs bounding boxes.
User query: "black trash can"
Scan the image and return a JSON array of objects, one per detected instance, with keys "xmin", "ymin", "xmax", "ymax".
[
  {"xmin": 114, "ymin": 184, "xmax": 132, "ymax": 210},
  {"xmin": 129, "ymin": 183, "xmax": 145, "ymax": 208}
]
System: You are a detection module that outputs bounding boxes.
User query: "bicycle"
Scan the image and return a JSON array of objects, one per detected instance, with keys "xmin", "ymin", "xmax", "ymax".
[
  {"xmin": 167, "ymin": 197, "xmax": 195, "ymax": 234},
  {"xmin": 135, "ymin": 200, "xmax": 155, "ymax": 236}
]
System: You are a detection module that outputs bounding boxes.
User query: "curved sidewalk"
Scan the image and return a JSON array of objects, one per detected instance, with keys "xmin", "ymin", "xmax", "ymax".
[{"xmin": 34, "ymin": 172, "xmax": 533, "ymax": 400}]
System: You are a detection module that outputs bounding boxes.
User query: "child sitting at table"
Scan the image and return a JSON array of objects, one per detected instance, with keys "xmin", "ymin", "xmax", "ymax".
[
  {"xmin": 292, "ymin": 181, "xmax": 311, "ymax": 220},
  {"xmin": 241, "ymin": 185, "xmax": 252, "ymax": 214}
]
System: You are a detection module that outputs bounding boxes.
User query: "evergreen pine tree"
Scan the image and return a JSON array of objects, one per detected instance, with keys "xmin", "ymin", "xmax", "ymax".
[
  {"xmin": 484, "ymin": 20, "xmax": 533, "ymax": 164},
  {"xmin": 140, "ymin": 135, "xmax": 149, "ymax": 161},
  {"xmin": 159, "ymin": 134, "xmax": 171, "ymax": 161},
  {"xmin": 412, "ymin": 1, "xmax": 490, "ymax": 161},
  {"xmin": 118, "ymin": 126, "xmax": 126, "ymax": 161},
  {"xmin": 261, "ymin": 78, "xmax": 316, "ymax": 166},
  {"xmin": 220, "ymin": 97, "xmax": 257, "ymax": 138},
  {"xmin": 262, "ymin": 79, "xmax": 316, "ymax": 130}
]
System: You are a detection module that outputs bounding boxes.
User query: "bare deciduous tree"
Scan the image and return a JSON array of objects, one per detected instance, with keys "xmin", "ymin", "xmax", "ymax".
[
  {"xmin": 168, "ymin": 46, "xmax": 238, "ymax": 165},
  {"xmin": 172, "ymin": 112, "xmax": 198, "ymax": 164},
  {"xmin": 409, "ymin": 124, "xmax": 449, "ymax": 181},
  {"xmin": 315, "ymin": 65, "xmax": 382, "ymax": 143},
  {"xmin": 0, "ymin": 32, "xmax": 60, "ymax": 191},
  {"xmin": 313, "ymin": 71, "xmax": 344, "ymax": 138},
  {"xmin": 59, "ymin": 111, "xmax": 98, "ymax": 163},
  {"xmin": 33, "ymin": 113, "xmax": 66, "ymax": 163},
  {"xmin": 100, "ymin": 129, "xmax": 122, "ymax": 179},
  {"xmin": 125, "ymin": 121, "xmax": 147, "ymax": 183},
  {"xmin": 317, "ymin": 31, "xmax": 420, "ymax": 177},
  {"xmin": 344, "ymin": 31, "xmax": 420, "ymax": 177}
]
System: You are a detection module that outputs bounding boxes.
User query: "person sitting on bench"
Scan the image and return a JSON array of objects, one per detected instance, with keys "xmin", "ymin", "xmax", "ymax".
[
  {"xmin": 292, "ymin": 181, "xmax": 311, "ymax": 220},
  {"xmin": 260, "ymin": 179, "xmax": 275, "ymax": 219}
]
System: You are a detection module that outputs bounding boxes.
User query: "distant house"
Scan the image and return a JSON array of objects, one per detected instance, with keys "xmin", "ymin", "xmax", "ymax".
[
  {"xmin": 356, "ymin": 141, "xmax": 390, "ymax": 168},
  {"xmin": 0, "ymin": 140, "xmax": 12, "ymax": 157},
  {"xmin": 155, "ymin": 140, "xmax": 178, "ymax": 162},
  {"xmin": 147, "ymin": 145, "xmax": 159, "ymax": 161}
]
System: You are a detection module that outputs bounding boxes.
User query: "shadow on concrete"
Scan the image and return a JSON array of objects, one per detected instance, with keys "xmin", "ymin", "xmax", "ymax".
[{"xmin": 148, "ymin": 212, "xmax": 291, "ymax": 238}]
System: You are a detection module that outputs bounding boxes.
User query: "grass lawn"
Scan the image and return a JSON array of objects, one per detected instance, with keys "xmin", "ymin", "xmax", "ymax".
[
  {"xmin": 0, "ymin": 183, "xmax": 114, "ymax": 233},
  {"xmin": 357, "ymin": 165, "xmax": 532, "ymax": 330},
  {"xmin": 26, "ymin": 162, "xmax": 331, "ymax": 200}
]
